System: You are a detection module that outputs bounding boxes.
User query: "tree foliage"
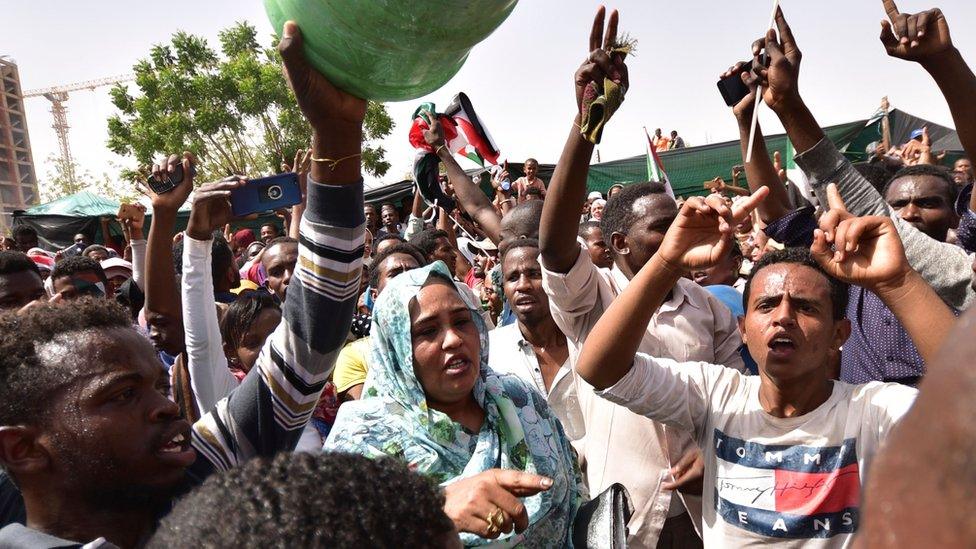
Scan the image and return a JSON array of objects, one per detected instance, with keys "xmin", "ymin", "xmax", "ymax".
[
  {"xmin": 41, "ymin": 154, "xmax": 140, "ymax": 204},
  {"xmin": 107, "ymin": 22, "xmax": 394, "ymax": 183}
]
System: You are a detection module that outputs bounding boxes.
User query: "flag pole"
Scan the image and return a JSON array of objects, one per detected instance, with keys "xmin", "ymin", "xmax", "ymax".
[{"xmin": 745, "ymin": 0, "xmax": 781, "ymax": 163}]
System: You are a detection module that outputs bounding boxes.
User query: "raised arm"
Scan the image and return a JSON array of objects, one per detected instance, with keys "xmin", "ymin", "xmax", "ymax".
[
  {"xmin": 143, "ymin": 153, "xmax": 196, "ymax": 354},
  {"xmin": 423, "ymin": 116, "xmax": 504, "ymax": 244},
  {"xmin": 182, "ymin": 176, "xmax": 248, "ymax": 415},
  {"xmin": 577, "ymin": 189, "xmax": 768, "ymax": 389},
  {"xmin": 540, "ymin": 7, "xmax": 628, "ymax": 273},
  {"xmin": 188, "ymin": 21, "xmax": 366, "ymax": 474},
  {"xmin": 720, "ymin": 63, "xmax": 792, "ymax": 223},
  {"xmin": 881, "ymin": 3, "xmax": 976, "ymax": 162},
  {"xmin": 756, "ymin": 5, "xmax": 976, "ymax": 310},
  {"xmin": 812, "ymin": 211, "xmax": 954, "ymax": 365},
  {"xmin": 118, "ymin": 203, "xmax": 147, "ymax": 290}
]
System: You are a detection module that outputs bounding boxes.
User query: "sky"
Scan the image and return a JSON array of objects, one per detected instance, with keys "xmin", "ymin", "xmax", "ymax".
[{"xmin": 3, "ymin": 0, "xmax": 976, "ymax": 194}]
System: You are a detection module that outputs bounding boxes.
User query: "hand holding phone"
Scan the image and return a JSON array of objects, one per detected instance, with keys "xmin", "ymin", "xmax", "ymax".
[
  {"xmin": 230, "ymin": 172, "xmax": 302, "ymax": 217},
  {"xmin": 717, "ymin": 61, "xmax": 753, "ymax": 107}
]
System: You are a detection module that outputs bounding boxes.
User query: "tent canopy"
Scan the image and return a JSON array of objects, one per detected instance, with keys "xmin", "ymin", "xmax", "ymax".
[{"xmin": 14, "ymin": 190, "xmax": 280, "ymax": 252}]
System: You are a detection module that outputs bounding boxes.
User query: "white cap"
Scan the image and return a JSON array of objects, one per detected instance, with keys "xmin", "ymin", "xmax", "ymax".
[
  {"xmin": 100, "ymin": 257, "xmax": 133, "ymax": 274},
  {"xmin": 587, "ymin": 191, "xmax": 603, "ymax": 201}
]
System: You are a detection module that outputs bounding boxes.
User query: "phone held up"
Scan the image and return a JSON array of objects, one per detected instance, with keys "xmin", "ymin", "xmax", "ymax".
[
  {"xmin": 717, "ymin": 60, "xmax": 754, "ymax": 107},
  {"xmin": 230, "ymin": 172, "xmax": 302, "ymax": 217},
  {"xmin": 148, "ymin": 163, "xmax": 196, "ymax": 195}
]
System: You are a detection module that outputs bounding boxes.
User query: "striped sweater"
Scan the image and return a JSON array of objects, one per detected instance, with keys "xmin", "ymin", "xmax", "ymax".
[{"xmin": 187, "ymin": 177, "xmax": 364, "ymax": 481}]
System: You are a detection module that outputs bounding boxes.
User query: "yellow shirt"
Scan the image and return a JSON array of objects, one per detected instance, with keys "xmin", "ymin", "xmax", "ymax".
[{"xmin": 333, "ymin": 337, "xmax": 370, "ymax": 393}]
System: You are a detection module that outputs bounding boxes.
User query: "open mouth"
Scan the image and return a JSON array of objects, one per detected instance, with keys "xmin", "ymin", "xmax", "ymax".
[
  {"xmin": 154, "ymin": 423, "xmax": 196, "ymax": 467},
  {"xmin": 767, "ymin": 334, "xmax": 797, "ymax": 358},
  {"xmin": 444, "ymin": 356, "xmax": 472, "ymax": 376}
]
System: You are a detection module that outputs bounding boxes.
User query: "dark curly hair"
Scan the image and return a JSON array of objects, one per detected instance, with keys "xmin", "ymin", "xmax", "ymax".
[
  {"xmin": 148, "ymin": 452, "xmax": 456, "ymax": 548},
  {"xmin": 368, "ymin": 243, "xmax": 427, "ymax": 289},
  {"xmin": 743, "ymin": 247, "xmax": 849, "ymax": 320},
  {"xmin": 408, "ymin": 229, "xmax": 450, "ymax": 260},
  {"xmin": 219, "ymin": 290, "xmax": 281, "ymax": 351},
  {"xmin": 882, "ymin": 164, "xmax": 958, "ymax": 205},
  {"xmin": 0, "ymin": 250, "xmax": 40, "ymax": 276},
  {"xmin": 500, "ymin": 237, "xmax": 540, "ymax": 262},
  {"xmin": 172, "ymin": 234, "xmax": 235, "ymax": 290},
  {"xmin": 50, "ymin": 255, "xmax": 107, "ymax": 283},
  {"xmin": 600, "ymin": 181, "xmax": 672, "ymax": 242},
  {"xmin": 0, "ymin": 298, "xmax": 131, "ymax": 425}
]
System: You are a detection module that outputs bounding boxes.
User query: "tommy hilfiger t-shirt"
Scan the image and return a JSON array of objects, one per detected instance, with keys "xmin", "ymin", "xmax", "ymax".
[{"xmin": 597, "ymin": 355, "xmax": 917, "ymax": 548}]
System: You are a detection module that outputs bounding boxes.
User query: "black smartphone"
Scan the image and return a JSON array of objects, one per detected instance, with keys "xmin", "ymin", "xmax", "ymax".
[
  {"xmin": 717, "ymin": 61, "xmax": 753, "ymax": 107},
  {"xmin": 148, "ymin": 163, "xmax": 196, "ymax": 194}
]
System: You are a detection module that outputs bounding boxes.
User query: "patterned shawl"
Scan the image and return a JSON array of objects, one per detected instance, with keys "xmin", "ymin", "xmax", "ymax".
[{"xmin": 325, "ymin": 262, "xmax": 583, "ymax": 547}]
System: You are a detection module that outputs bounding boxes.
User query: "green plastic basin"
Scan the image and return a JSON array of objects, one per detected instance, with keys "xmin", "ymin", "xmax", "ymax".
[{"xmin": 265, "ymin": 0, "xmax": 520, "ymax": 101}]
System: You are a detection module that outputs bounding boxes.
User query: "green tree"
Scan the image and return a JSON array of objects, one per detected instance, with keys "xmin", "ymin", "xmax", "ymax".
[
  {"xmin": 107, "ymin": 21, "xmax": 394, "ymax": 183},
  {"xmin": 41, "ymin": 153, "xmax": 141, "ymax": 204}
]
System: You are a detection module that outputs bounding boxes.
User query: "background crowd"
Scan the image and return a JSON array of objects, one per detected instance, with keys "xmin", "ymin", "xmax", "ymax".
[{"xmin": 0, "ymin": 1, "xmax": 974, "ymax": 548}]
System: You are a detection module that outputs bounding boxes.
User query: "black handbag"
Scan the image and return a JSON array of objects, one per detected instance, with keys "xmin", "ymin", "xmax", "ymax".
[{"xmin": 572, "ymin": 482, "xmax": 633, "ymax": 548}]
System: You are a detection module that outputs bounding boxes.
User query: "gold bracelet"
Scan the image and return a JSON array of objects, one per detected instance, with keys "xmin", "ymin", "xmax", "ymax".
[
  {"xmin": 310, "ymin": 152, "xmax": 361, "ymax": 170},
  {"xmin": 435, "ymin": 144, "xmax": 447, "ymax": 155}
]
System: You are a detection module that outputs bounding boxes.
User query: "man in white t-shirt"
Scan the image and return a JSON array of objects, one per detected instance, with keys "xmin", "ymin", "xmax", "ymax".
[{"xmin": 575, "ymin": 189, "xmax": 955, "ymax": 547}]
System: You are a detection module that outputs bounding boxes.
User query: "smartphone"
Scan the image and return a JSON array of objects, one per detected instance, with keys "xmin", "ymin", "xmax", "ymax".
[
  {"xmin": 717, "ymin": 60, "xmax": 753, "ymax": 107},
  {"xmin": 148, "ymin": 163, "xmax": 196, "ymax": 195},
  {"xmin": 230, "ymin": 172, "xmax": 302, "ymax": 217}
]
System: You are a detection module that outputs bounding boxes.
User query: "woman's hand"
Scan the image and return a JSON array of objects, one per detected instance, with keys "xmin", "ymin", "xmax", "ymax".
[{"xmin": 443, "ymin": 469, "xmax": 552, "ymax": 539}]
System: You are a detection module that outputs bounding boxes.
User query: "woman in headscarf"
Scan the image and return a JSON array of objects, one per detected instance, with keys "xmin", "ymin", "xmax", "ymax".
[{"xmin": 326, "ymin": 262, "xmax": 583, "ymax": 547}]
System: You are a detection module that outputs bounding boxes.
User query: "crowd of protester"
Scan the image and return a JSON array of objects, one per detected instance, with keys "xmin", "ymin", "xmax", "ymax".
[{"xmin": 0, "ymin": 2, "xmax": 975, "ymax": 547}]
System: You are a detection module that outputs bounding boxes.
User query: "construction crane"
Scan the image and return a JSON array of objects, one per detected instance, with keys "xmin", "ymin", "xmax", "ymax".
[{"xmin": 22, "ymin": 74, "xmax": 134, "ymax": 184}]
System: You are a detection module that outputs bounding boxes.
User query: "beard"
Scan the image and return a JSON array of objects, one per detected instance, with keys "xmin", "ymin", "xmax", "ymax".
[{"xmin": 48, "ymin": 429, "xmax": 183, "ymax": 514}]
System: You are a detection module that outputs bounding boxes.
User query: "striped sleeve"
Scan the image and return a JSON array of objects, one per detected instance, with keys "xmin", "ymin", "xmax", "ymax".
[{"xmin": 187, "ymin": 177, "xmax": 364, "ymax": 479}]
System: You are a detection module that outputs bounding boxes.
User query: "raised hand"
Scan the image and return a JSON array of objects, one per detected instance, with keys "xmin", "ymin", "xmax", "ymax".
[
  {"xmin": 185, "ymin": 176, "xmax": 247, "ymax": 241},
  {"xmin": 880, "ymin": 1, "xmax": 952, "ymax": 62},
  {"xmin": 657, "ymin": 187, "xmax": 769, "ymax": 272},
  {"xmin": 811, "ymin": 186, "xmax": 910, "ymax": 290},
  {"xmin": 900, "ymin": 127, "xmax": 934, "ymax": 165},
  {"xmin": 574, "ymin": 7, "xmax": 629, "ymax": 111},
  {"xmin": 278, "ymin": 22, "xmax": 366, "ymax": 130},
  {"xmin": 118, "ymin": 203, "xmax": 147, "ymax": 240},
  {"xmin": 421, "ymin": 109, "xmax": 447, "ymax": 148},
  {"xmin": 720, "ymin": 61, "xmax": 760, "ymax": 121},
  {"xmin": 144, "ymin": 153, "xmax": 196, "ymax": 213},
  {"xmin": 751, "ymin": 7, "xmax": 803, "ymax": 113}
]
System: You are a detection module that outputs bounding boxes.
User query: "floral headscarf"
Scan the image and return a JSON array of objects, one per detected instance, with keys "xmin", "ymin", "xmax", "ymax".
[{"xmin": 325, "ymin": 262, "xmax": 583, "ymax": 547}]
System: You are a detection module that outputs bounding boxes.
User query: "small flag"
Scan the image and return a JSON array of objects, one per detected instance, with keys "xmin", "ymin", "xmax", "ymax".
[{"xmin": 645, "ymin": 127, "xmax": 675, "ymax": 198}]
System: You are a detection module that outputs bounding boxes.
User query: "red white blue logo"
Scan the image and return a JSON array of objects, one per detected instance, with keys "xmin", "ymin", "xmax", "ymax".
[{"xmin": 713, "ymin": 430, "xmax": 860, "ymax": 538}]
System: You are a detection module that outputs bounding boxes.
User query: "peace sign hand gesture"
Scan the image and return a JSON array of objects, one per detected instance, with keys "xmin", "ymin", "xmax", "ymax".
[
  {"xmin": 574, "ymin": 7, "xmax": 629, "ymax": 111},
  {"xmin": 880, "ymin": 1, "xmax": 953, "ymax": 63}
]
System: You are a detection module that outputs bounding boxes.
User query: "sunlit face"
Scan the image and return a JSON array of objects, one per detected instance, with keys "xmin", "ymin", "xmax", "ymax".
[
  {"xmin": 524, "ymin": 161, "xmax": 538, "ymax": 180},
  {"xmin": 743, "ymin": 264, "xmax": 849, "ymax": 382},
  {"xmin": 262, "ymin": 242, "xmax": 298, "ymax": 302},
  {"xmin": 409, "ymin": 281, "xmax": 481, "ymax": 408},
  {"xmin": 260, "ymin": 224, "xmax": 278, "ymax": 244},
  {"xmin": 364, "ymin": 205, "xmax": 379, "ymax": 229},
  {"xmin": 590, "ymin": 202, "xmax": 605, "ymax": 221},
  {"xmin": 611, "ymin": 194, "xmax": 677, "ymax": 278},
  {"xmin": 381, "ymin": 206, "xmax": 400, "ymax": 230},
  {"xmin": 39, "ymin": 329, "xmax": 194, "ymax": 501},
  {"xmin": 502, "ymin": 247, "xmax": 550, "ymax": 326},
  {"xmin": 885, "ymin": 175, "xmax": 956, "ymax": 241},
  {"xmin": 430, "ymin": 237, "xmax": 457, "ymax": 277},
  {"xmin": 375, "ymin": 253, "xmax": 421, "ymax": 295},
  {"xmin": 53, "ymin": 271, "xmax": 108, "ymax": 301},
  {"xmin": 953, "ymin": 158, "xmax": 973, "ymax": 185},
  {"xmin": 581, "ymin": 226, "xmax": 612, "ymax": 269},
  {"xmin": 145, "ymin": 310, "xmax": 185, "ymax": 356}
]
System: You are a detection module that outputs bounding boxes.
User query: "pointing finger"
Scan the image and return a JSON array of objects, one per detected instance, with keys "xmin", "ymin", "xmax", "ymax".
[
  {"xmin": 882, "ymin": 0, "xmax": 900, "ymax": 21},
  {"xmin": 825, "ymin": 183, "xmax": 849, "ymax": 213},
  {"xmin": 730, "ymin": 186, "xmax": 770, "ymax": 224}
]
